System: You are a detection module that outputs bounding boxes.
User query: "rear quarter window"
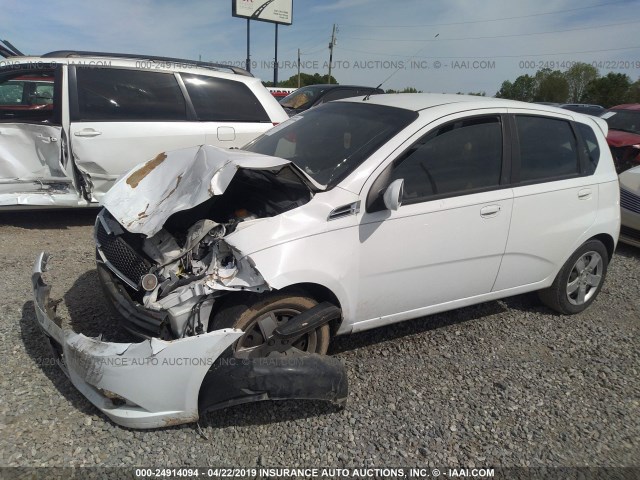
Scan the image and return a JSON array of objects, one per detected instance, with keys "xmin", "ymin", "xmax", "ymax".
[
  {"xmin": 181, "ymin": 74, "xmax": 270, "ymax": 122},
  {"xmin": 576, "ymin": 123, "xmax": 600, "ymax": 175},
  {"xmin": 515, "ymin": 115, "xmax": 580, "ymax": 183}
]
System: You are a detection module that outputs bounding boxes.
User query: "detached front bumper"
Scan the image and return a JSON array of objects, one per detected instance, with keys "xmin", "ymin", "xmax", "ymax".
[{"xmin": 31, "ymin": 252, "xmax": 348, "ymax": 429}]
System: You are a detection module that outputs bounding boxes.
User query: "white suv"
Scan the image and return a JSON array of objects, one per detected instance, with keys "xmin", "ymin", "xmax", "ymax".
[
  {"xmin": 0, "ymin": 51, "xmax": 288, "ymax": 209},
  {"xmin": 32, "ymin": 94, "xmax": 620, "ymax": 428}
]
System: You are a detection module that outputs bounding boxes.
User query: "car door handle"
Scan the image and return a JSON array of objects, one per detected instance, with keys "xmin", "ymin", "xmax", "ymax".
[
  {"xmin": 74, "ymin": 129, "xmax": 102, "ymax": 138},
  {"xmin": 36, "ymin": 134, "xmax": 58, "ymax": 143},
  {"xmin": 480, "ymin": 205, "xmax": 501, "ymax": 218},
  {"xmin": 578, "ymin": 188, "xmax": 592, "ymax": 200}
]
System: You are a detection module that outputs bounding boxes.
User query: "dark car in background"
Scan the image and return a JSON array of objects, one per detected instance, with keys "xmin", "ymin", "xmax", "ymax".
[
  {"xmin": 279, "ymin": 84, "xmax": 384, "ymax": 116},
  {"xmin": 560, "ymin": 103, "xmax": 605, "ymax": 116}
]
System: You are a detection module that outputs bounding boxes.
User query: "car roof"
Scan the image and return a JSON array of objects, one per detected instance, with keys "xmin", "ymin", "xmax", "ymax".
[
  {"xmin": 340, "ymin": 93, "xmax": 559, "ymax": 112},
  {"xmin": 300, "ymin": 84, "xmax": 382, "ymax": 90},
  {"xmin": 608, "ymin": 104, "xmax": 640, "ymax": 111},
  {"xmin": 2, "ymin": 53, "xmax": 255, "ymax": 83},
  {"xmin": 561, "ymin": 103, "xmax": 603, "ymax": 108}
]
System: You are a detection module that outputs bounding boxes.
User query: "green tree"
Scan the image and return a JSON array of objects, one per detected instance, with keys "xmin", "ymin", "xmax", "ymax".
[
  {"xmin": 534, "ymin": 68, "xmax": 569, "ymax": 103},
  {"xmin": 564, "ymin": 62, "xmax": 599, "ymax": 103},
  {"xmin": 385, "ymin": 87, "xmax": 422, "ymax": 93},
  {"xmin": 496, "ymin": 74, "xmax": 536, "ymax": 102},
  {"xmin": 584, "ymin": 72, "xmax": 632, "ymax": 107},
  {"xmin": 628, "ymin": 78, "xmax": 640, "ymax": 103},
  {"xmin": 264, "ymin": 73, "xmax": 338, "ymax": 88}
]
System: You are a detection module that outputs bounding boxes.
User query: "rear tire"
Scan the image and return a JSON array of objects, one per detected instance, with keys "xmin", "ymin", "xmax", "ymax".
[
  {"xmin": 538, "ymin": 239, "xmax": 608, "ymax": 314},
  {"xmin": 211, "ymin": 292, "xmax": 330, "ymax": 356}
]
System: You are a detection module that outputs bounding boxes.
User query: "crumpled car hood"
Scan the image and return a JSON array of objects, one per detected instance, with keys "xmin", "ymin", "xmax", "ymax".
[
  {"xmin": 607, "ymin": 129, "xmax": 640, "ymax": 148},
  {"xmin": 101, "ymin": 145, "xmax": 291, "ymax": 237}
]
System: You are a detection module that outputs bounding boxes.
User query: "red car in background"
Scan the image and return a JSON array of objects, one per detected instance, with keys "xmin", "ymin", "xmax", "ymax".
[
  {"xmin": 0, "ymin": 73, "xmax": 54, "ymax": 121},
  {"xmin": 600, "ymin": 104, "xmax": 640, "ymax": 247},
  {"xmin": 601, "ymin": 104, "xmax": 640, "ymax": 174}
]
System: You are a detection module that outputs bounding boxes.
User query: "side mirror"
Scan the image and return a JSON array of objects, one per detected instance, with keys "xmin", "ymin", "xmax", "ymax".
[{"xmin": 383, "ymin": 179, "xmax": 404, "ymax": 211}]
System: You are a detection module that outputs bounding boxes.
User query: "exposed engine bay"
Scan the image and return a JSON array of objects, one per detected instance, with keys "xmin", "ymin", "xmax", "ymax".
[{"xmin": 96, "ymin": 166, "xmax": 313, "ymax": 339}]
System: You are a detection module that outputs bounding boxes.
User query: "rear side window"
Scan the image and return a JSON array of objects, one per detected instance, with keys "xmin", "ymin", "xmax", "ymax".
[
  {"xmin": 0, "ymin": 70, "xmax": 56, "ymax": 122},
  {"xmin": 181, "ymin": 74, "xmax": 270, "ymax": 122},
  {"xmin": 576, "ymin": 123, "xmax": 600, "ymax": 175},
  {"xmin": 389, "ymin": 116, "xmax": 503, "ymax": 203},
  {"xmin": 515, "ymin": 115, "xmax": 579, "ymax": 182},
  {"xmin": 75, "ymin": 68, "xmax": 187, "ymax": 121}
]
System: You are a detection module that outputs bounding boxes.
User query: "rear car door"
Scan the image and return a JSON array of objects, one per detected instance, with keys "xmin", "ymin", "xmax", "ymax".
[
  {"xmin": 0, "ymin": 64, "xmax": 80, "ymax": 207},
  {"xmin": 68, "ymin": 66, "xmax": 205, "ymax": 201},
  {"xmin": 493, "ymin": 111, "xmax": 598, "ymax": 290},
  {"xmin": 355, "ymin": 112, "xmax": 514, "ymax": 327},
  {"xmin": 179, "ymin": 73, "xmax": 276, "ymax": 146}
]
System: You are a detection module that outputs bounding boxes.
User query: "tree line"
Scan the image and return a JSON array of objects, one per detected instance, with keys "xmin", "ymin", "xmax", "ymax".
[
  {"xmin": 495, "ymin": 63, "xmax": 640, "ymax": 107},
  {"xmin": 264, "ymin": 63, "xmax": 640, "ymax": 107}
]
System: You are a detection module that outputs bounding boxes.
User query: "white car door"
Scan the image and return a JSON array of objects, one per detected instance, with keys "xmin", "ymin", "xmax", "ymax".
[
  {"xmin": 492, "ymin": 111, "xmax": 598, "ymax": 290},
  {"xmin": 179, "ymin": 72, "xmax": 277, "ymax": 147},
  {"xmin": 354, "ymin": 112, "xmax": 513, "ymax": 329},
  {"xmin": 0, "ymin": 66, "xmax": 81, "ymax": 207},
  {"xmin": 69, "ymin": 66, "xmax": 206, "ymax": 202}
]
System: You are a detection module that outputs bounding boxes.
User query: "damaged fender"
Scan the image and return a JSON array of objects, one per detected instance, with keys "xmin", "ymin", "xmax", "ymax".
[{"xmin": 31, "ymin": 252, "xmax": 349, "ymax": 429}]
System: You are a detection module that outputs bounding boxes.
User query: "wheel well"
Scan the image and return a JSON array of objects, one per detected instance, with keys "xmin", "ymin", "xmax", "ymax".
[
  {"xmin": 208, "ymin": 283, "xmax": 344, "ymax": 336},
  {"xmin": 279, "ymin": 283, "xmax": 343, "ymax": 336},
  {"xmin": 589, "ymin": 233, "xmax": 615, "ymax": 262}
]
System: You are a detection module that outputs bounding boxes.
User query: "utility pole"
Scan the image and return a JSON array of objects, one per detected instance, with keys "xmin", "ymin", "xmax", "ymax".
[
  {"xmin": 273, "ymin": 24, "xmax": 279, "ymax": 85},
  {"xmin": 297, "ymin": 48, "xmax": 301, "ymax": 88},
  {"xmin": 328, "ymin": 24, "xmax": 336, "ymax": 84},
  {"xmin": 245, "ymin": 18, "xmax": 251, "ymax": 73}
]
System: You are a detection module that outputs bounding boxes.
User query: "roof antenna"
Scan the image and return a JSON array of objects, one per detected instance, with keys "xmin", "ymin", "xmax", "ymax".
[
  {"xmin": 3, "ymin": 40, "xmax": 24, "ymax": 56},
  {"xmin": 363, "ymin": 33, "xmax": 439, "ymax": 101},
  {"xmin": 0, "ymin": 39, "xmax": 22, "ymax": 58}
]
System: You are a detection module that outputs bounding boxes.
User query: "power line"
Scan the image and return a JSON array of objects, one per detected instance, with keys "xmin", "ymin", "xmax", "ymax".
[
  {"xmin": 300, "ymin": 45, "xmax": 327, "ymax": 56},
  {"xmin": 339, "ymin": 19, "xmax": 640, "ymax": 43},
  {"xmin": 280, "ymin": 33, "xmax": 329, "ymax": 54},
  {"xmin": 339, "ymin": 0, "xmax": 629, "ymax": 28},
  {"xmin": 338, "ymin": 45, "xmax": 640, "ymax": 59}
]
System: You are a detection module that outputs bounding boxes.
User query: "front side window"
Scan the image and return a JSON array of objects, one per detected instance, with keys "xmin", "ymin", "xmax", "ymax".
[
  {"xmin": 75, "ymin": 68, "xmax": 186, "ymax": 121},
  {"xmin": 0, "ymin": 70, "xmax": 55, "ymax": 122},
  {"xmin": 515, "ymin": 115, "xmax": 579, "ymax": 182},
  {"xmin": 244, "ymin": 102, "xmax": 418, "ymax": 188},
  {"xmin": 181, "ymin": 74, "xmax": 269, "ymax": 122},
  {"xmin": 387, "ymin": 116, "xmax": 503, "ymax": 204}
]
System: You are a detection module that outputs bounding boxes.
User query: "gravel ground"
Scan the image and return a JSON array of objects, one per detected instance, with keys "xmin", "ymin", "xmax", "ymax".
[{"xmin": 0, "ymin": 209, "xmax": 638, "ymax": 469}]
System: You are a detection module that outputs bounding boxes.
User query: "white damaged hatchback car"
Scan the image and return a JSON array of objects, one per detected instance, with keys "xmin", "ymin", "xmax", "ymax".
[{"xmin": 32, "ymin": 94, "xmax": 620, "ymax": 428}]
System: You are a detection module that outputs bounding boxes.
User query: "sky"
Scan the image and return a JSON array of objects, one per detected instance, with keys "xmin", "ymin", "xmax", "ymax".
[{"xmin": 2, "ymin": 0, "xmax": 640, "ymax": 95}]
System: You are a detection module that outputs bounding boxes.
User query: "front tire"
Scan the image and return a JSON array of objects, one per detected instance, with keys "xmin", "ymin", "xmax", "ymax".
[
  {"xmin": 538, "ymin": 239, "xmax": 609, "ymax": 314},
  {"xmin": 211, "ymin": 292, "xmax": 331, "ymax": 356}
]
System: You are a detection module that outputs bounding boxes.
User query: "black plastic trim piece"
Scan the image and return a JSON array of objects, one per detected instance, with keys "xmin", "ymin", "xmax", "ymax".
[{"xmin": 199, "ymin": 353, "xmax": 348, "ymax": 414}]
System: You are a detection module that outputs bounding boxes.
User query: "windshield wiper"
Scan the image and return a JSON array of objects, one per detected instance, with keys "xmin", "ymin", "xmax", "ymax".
[{"xmin": 287, "ymin": 162, "xmax": 327, "ymax": 192}]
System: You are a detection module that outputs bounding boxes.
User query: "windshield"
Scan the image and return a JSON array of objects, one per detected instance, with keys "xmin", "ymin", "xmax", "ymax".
[
  {"xmin": 601, "ymin": 109, "xmax": 640, "ymax": 135},
  {"xmin": 279, "ymin": 85, "xmax": 327, "ymax": 110},
  {"xmin": 243, "ymin": 102, "xmax": 418, "ymax": 188}
]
